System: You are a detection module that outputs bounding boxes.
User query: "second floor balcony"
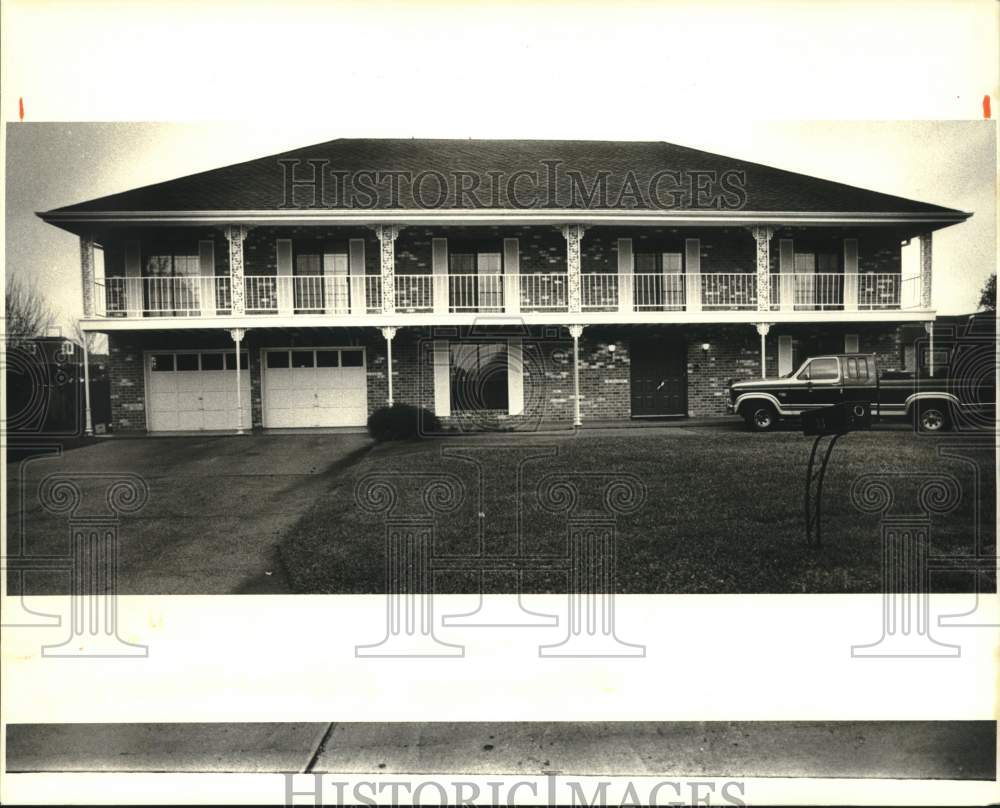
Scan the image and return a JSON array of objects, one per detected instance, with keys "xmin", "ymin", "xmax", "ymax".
[{"xmin": 93, "ymin": 270, "xmax": 923, "ymax": 321}]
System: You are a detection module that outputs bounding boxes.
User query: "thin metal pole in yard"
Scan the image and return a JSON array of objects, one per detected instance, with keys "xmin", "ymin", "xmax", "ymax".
[{"xmin": 81, "ymin": 330, "xmax": 93, "ymax": 436}]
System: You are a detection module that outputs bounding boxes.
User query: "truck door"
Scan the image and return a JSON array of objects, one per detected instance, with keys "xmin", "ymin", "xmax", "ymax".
[
  {"xmin": 842, "ymin": 355, "xmax": 877, "ymax": 409},
  {"xmin": 787, "ymin": 356, "xmax": 841, "ymax": 410}
]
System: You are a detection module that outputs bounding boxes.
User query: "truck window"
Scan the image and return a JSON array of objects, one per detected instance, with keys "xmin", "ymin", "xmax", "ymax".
[
  {"xmin": 858, "ymin": 358, "xmax": 869, "ymax": 379},
  {"xmin": 846, "ymin": 358, "xmax": 858, "ymax": 379},
  {"xmin": 806, "ymin": 357, "xmax": 839, "ymax": 381}
]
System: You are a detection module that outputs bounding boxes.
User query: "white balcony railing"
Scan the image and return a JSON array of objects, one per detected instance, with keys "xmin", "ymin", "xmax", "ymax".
[{"xmin": 94, "ymin": 272, "xmax": 920, "ymax": 319}]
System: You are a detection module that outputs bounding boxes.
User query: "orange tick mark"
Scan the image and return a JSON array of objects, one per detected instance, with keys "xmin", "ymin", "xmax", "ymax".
[
  {"xmin": 18, "ymin": 97, "xmax": 24, "ymax": 121},
  {"xmin": 984, "ymin": 95, "xmax": 992, "ymax": 120}
]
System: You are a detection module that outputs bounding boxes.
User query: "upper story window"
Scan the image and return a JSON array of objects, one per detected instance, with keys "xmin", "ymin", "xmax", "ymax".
[
  {"xmin": 635, "ymin": 253, "xmax": 683, "ymax": 274},
  {"xmin": 449, "ymin": 252, "xmax": 502, "ymax": 275},
  {"xmin": 794, "ymin": 252, "xmax": 840, "ymax": 274},
  {"xmin": 295, "ymin": 248, "xmax": 348, "ymax": 276},
  {"xmin": 145, "ymin": 253, "xmax": 199, "ymax": 277}
]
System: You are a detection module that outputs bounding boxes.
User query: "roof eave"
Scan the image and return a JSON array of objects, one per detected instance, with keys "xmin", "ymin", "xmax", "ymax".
[{"xmin": 37, "ymin": 208, "xmax": 973, "ymax": 229}]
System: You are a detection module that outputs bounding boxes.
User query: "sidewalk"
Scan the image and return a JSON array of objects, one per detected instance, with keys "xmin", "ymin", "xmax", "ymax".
[{"xmin": 6, "ymin": 721, "xmax": 994, "ymax": 778}]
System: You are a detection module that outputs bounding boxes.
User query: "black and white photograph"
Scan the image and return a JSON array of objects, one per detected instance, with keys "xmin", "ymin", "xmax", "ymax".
[{"xmin": 2, "ymin": 1, "xmax": 998, "ymax": 805}]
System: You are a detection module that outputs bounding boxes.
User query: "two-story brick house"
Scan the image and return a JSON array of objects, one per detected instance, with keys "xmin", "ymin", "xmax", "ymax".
[{"xmin": 38, "ymin": 139, "xmax": 969, "ymax": 434}]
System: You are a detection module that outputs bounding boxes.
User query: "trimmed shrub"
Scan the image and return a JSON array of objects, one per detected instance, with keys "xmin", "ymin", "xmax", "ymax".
[{"xmin": 367, "ymin": 403, "xmax": 441, "ymax": 441}]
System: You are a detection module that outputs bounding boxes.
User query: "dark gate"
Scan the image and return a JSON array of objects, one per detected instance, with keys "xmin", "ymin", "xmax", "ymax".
[{"xmin": 629, "ymin": 337, "xmax": 687, "ymax": 417}]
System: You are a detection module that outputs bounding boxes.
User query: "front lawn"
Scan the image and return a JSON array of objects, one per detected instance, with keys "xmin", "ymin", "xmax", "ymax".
[{"xmin": 280, "ymin": 430, "xmax": 995, "ymax": 593}]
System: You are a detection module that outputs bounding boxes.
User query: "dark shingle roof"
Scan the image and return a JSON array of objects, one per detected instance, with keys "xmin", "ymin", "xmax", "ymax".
[{"xmin": 40, "ymin": 138, "xmax": 968, "ymax": 220}]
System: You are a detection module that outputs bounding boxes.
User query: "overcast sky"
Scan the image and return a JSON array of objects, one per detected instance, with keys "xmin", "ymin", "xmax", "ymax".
[{"xmin": 5, "ymin": 120, "xmax": 994, "ymax": 332}]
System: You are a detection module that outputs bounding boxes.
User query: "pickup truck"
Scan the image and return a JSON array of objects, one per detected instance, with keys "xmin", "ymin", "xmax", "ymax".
[{"xmin": 728, "ymin": 353, "xmax": 992, "ymax": 432}]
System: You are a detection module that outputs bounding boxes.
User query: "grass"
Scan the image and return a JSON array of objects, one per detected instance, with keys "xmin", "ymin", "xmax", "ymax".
[{"xmin": 280, "ymin": 429, "xmax": 995, "ymax": 594}]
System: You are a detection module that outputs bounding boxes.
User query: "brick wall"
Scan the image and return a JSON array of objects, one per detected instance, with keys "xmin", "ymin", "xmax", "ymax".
[
  {"xmin": 106, "ymin": 321, "xmax": 912, "ymax": 430},
  {"xmin": 107, "ymin": 333, "xmax": 147, "ymax": 431},
  {"xmin": 394, "ymin": 226, "xmax": 567, "ymax": 275}
]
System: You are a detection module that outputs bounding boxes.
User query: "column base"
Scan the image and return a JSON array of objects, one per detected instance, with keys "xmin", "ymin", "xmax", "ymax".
[
  {"xmin": 539, "ymin": 632, "xmax": 646, "ymax": 658},
  {"xmin": 42, "ymin": 634, "xmax": 148, "ymax": 658},
  {"xmin": 356, "ymin": 631, "xmax": 464, "ymax": 658},
  {"xmin": 851, "ymin": 631, "xmax": 960, "ymax": 658},
  {"xmin": 443, "ymin": 594, "xmax": 558, "ymax": 628}
]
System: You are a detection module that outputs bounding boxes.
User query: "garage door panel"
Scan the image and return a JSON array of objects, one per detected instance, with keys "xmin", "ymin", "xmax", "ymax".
[
  {"xmin": 176, "ymin": 392, "xmax": 204, "ymax": 411},
  {"xmin": 149, "ymin": 411, "xmax": 180, "ymax": 432},
  {"xmin": 176, "ymin": 373, "xmax": 205, "ymax": 391},
  {"xmin": 263, "ymin": 348, "xmax": 367, "ymax": 428},
  {"xmin": 146, "ymin": 353, "xmax": 250, "ymax": 433}
]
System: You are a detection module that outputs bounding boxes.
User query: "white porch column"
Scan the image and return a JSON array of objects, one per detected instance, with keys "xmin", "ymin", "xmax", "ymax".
[
  {"xmin": 756, "ymin": 323, "xmax": 772, "ymax": 379},
  {"xmin": 375, "ymin": 225, "xmax": 401, "ymax": 315},
  {"xmin": 750, "ymin": 226, "xmax": 775, "ymax": 313},
  {"xmin": 80, "ymin": 236, "xmax": 96, "ymax": 317},
  {"xmin": 562, "ymin": 224, "xmax": 585, "ymax": 313},
  {"xmin": 81, "ymin": 331, "xmax": 94, "ymax": 436},
  {"xmin": 382, "ymin": 326, "xmax": 398, "ymax": 405},
  {"xmin": 230, "ymin": 328, "xmax": 246, "ymax": 434},
  {"xmin": 569, "ymin": 324, "xmax": 584, "ymax": 426},
  {"xmin": 924, "ymin": 321, "xmax": 935, "ymax": 377},
  {"xmin": 225, "ymin": 225, "xmax": 248, "ymax": 316},
  {"xmin": 919, "ymin": 232, "xmax": 933, "ymax": 309}
]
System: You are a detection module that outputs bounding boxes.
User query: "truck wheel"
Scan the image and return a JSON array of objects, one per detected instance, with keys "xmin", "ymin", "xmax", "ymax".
[
  {"xmin": 913, "ymin": 402, "xmax": 951, "ymax": 433},
  {"xmin": 745, "ymin": 403, "xmax": 777, "ymax": 432}
]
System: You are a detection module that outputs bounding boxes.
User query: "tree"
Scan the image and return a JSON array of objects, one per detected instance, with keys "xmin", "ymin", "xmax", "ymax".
[
  {"xmin": 4, "ymin": 274, "xmax": 56, "ymax": 338},
  {"xmin": 978, "ymin": 273, "xmax": 995, "ymax": 311}
]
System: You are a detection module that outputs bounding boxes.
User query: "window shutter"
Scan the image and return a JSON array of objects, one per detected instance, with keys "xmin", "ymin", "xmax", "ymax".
[
  {"xmin": 433, "ymin": 340, "xmax": 451, "ymax": 417},
  {"xmin": 349, "ymin": 238, "xmax": 366, "ymax": 315},
  {"xmin": 276, "ymin": 239, "xmax": 293, "ymax": 316},
  {"xmin": 617, "ymin": 238, "xmax": 633, "ymax": 314},
  {"xmin": 778, "ymin": 239, "xmax": 794, "ymax": 311},
  {"xmin": 503, "ymin": 238, "xmax": 520, "ymax": 314},
  {"xmin": 684, "ymin": 238, "xmax": 701, "ymax": 312},
  {"xmin": 843, "ymin": 238, "xmax": 859, "ymax": 311},
  {"xmin": 507, "ymin": 338, "xmax": 524, "ymax": 416},
  {"xmin": 124, "ymin": 240, "xmax": 142, "ymax": 317},
  {"xmin": 198, "ymin": 240, "xmax": 216, "ymax": 317},
  {"xmin": 778, "ymin": 335, "xmax": 793, "ymax": 376},
  {"xmin": 432, "ymin": 238, "xmax": 449, "ymax": 314}
]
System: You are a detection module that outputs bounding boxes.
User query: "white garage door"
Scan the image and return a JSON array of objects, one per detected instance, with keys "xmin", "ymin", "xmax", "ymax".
[
  {"xmin": 147, "ymin": 351, "xmax": 251, "ymax": 432},
  {"xmin": 262, "ymin": 347, "xmax": 368, "ymax": 428}
]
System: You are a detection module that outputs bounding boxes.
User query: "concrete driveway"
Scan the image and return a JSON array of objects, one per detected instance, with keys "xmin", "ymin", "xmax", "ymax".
[{"xmin": 6, "ymin": 434, "xmax": 372, "ymax": 594}]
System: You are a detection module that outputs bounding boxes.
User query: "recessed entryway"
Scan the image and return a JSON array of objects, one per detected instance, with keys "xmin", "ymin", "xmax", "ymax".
[
  {"xmin": 629, "ymin": 337, "xmax": 687, "ymax": 417},
  {"xmin": 261, "ymin": 347, "xmax": 368, "ymax": 428}
]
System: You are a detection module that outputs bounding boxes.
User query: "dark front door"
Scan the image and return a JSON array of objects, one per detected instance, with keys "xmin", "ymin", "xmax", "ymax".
[{"xmin": 630, "ymin": 337, "xmax": 687, "ymax": 417}]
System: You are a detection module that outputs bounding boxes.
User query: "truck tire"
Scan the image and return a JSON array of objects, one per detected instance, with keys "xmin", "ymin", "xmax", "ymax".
[
  {"xmin": 913, "ymin": 401, "xmax": 951, "ymax": 433},
  {"xmin": 744, "ymin": 402, "xmax": 778, "ymax": 432}
]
